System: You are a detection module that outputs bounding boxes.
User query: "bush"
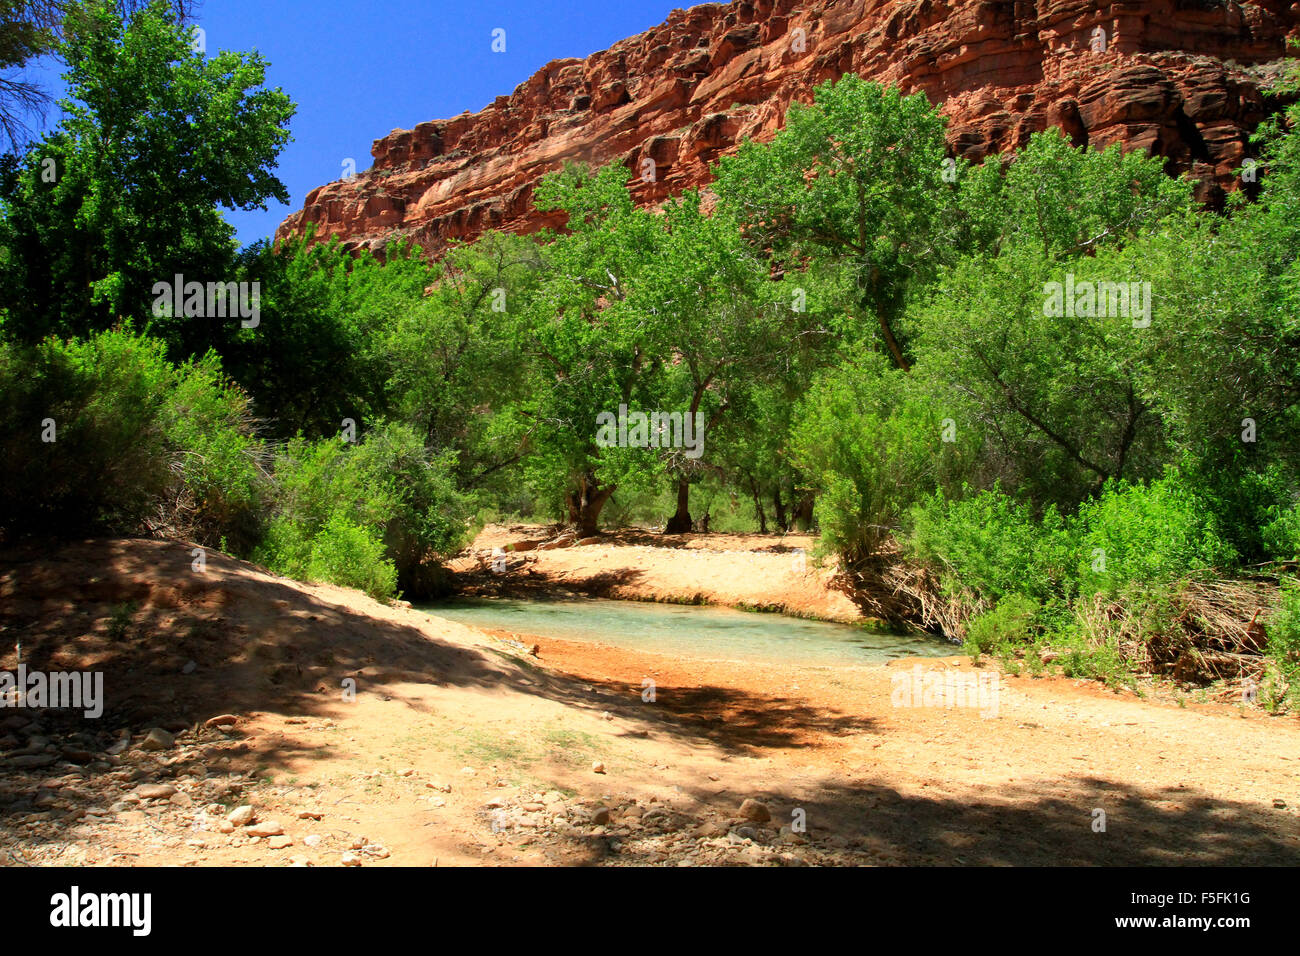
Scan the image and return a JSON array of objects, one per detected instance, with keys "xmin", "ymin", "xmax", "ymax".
[
  {"xmin": 1074, "ymin": 470, "xmax": 1239, "ymax": 596},
  {"xmin": 790, "ymin": 353, "xmax": 975, "ymax": 563},
  {"xmin": 906, "ymin": 487, "xmax": 1076, "ymax": 610},
  {"xmin": 1262, "ymin": 501, "xmax": 1300, "ymax": 561},
  {"xmin": 964, "ymin": 593, "xmax": 1040, "ymax": 662},
  {"xmin": 0, "ymin": 330, "xmax": 264, "ymax": 545},
  {"xmin": 255, "ymin": 422, "xmax": 469, "ymax": 600},
  {"xmin": 1266, "ymin": 578, "xmax": 1300, "ymax": 710}
]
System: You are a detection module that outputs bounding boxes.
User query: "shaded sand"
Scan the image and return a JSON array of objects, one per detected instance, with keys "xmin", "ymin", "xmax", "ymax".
[
  {"xmin": 449, "ymin": 523, "xmax": 865, "ymax": 621},
  {"xmin": 0, "ymin": 538, "xmax": 1296, "ymax": 866}
]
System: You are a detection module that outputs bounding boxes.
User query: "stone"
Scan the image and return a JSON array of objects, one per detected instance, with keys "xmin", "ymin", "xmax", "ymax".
[
  {"xmin": 204, "ymin": 714, "xmax": 239, "ymax": 728},
  {"xmin": 226, "ymin": 805, "xmax": 255, "ymax": 826},
  {"xmin": 341, "ymin": 851, "xmax": 361, "ymax": 866},
  {"xmin": 739, "ymin": 798, "xmax": 771, "ymax": 823},
  {"xmin": 7, "ymin": 754, "xmax": 57, "ymax": 768},
  {"xmin": 590, "ymin": 806, "xmax": 611, "ymax": 825},
  {"xmin": 592, "ymin": 761, "xmax": 606, "ymax": 774},
  {"xmin": 140, "ymin": 728, "xmax": 175, "ymax": 751},
  {"xmin": 304, "ymin": 834, "xmax": 322, "ymax": 847},
  {"xmin": 133, "ymin": 784, "xmax": 177, "ymax": 800},
  {"xmin": 246, "ymin": 821, "xmax": 284, "ymax": 838},
  {"xmin": 267, "ymin": 835, "xmax": 294, "ymax": 849}
]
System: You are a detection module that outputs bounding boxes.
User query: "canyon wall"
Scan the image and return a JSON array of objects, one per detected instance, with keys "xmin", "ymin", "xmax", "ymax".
[{"xmin": 276, "ymin": 0, "xmax": 1300, "ymax": 254}]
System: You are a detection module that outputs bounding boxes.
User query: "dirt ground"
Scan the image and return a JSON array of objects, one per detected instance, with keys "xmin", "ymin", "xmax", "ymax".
[
  {"xmin": 449, "ymin": 523, "xmax": 865, "ymax": 621},
  {"xmin": 0, "ymin": 535, "xmax": 1296, "ymax": 867}
]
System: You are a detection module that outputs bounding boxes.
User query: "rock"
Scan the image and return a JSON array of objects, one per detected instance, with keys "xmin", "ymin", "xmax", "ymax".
[
  {"xmin": 362, "ymin": 844, "xmax": 390, "ymax": 859},
  {"xmin": 426, "ymin": 782, "xmax": 452, "ymax": 793},
  {"xmin": 246, "ymin": 821, "xmax": 284, "ymax": 838},
  {"xmin": 590, "ymin": 806, "xmax": 612, "ymax": 825},
  {"xmin": 133, "ymin": 784, "xmax": 177, "ymax": 800},
  {"xmin": 204, "ymin": 714, "xmax": 239, "ymax": 728},
  {"xmin": 298, "ymin": 810, "xmax": 323, "ymax": 820},
  {"xmin": 267, "ymin": 835, "xmax": 294, "ymax": 849},
  {"xmin": 140, "ymin": 728, "xmax": 175, "ymax": 751},
  {"xmin": 592, "ymin": 761, "xmax": 606, "ymax": 774},
  {"xmin": 739, "ymin": 798, "xmax": 771, "ymax": 823},
  {"xmin": 275, "ymin": 0, "xmax": 1296, "ymax": 257},
  {"xmin": 304, "ymin": 834, "xmax": 322, "ymax": 847},
  {"xmin": 341, "ymin": 851, "xmax": 361, "ymax": 866},
  {"xmin": 7, "ymin": 754, "xmax": 56, "ymax": 768},
  {"xmin": 217, "ymin": 820, "xmax": 235, "ymax": 834},
  {"xmin": 1275, "ymin": 799, "xmax": 1288, "ymax": 809},
  {"xmin": 226, "ymin": 805, "xmax": 255, "ymax": 827},
  {"xmin": 182, "ymin": 660, "xmax": 198, "ymax": 675},
  {"xmin": 288, "ymin": 854, "xmax": 311, "ymax": 867}
]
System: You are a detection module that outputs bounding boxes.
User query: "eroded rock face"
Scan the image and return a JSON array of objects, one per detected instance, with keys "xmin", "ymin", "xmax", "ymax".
[{"xmin": 276, "ymin": 0, "xmax": 1300, "ymax": 254}]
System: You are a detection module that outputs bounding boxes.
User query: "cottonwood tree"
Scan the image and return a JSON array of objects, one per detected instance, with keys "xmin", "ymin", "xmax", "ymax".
[
  {"xmin": 521, "ymin": 162, "xmax": 663, "ymax": 534},
  {"xmin": 0, "ymin": 1, "xmax": 199, "ymax": 149},
  {"xmin": 712, "ymin": 74, "xmax": 954, "ymax": 371},
  {"xmin": 0, "ymin": 0, "xmax": 292, "ymax": 348}
]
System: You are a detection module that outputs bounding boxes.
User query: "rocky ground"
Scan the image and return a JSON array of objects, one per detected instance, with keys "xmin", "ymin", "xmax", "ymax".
[{"xmin": 1, "ymin": 536, "xmax": 1297, "ymax": 867}]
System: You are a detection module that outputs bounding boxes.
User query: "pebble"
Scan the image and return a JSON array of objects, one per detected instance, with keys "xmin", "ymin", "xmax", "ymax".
[
  {"xmin": 267, "ymin": 835, "xmax": 294, "ymax": 849},
  {"xmin": 132, "ymin": 783, "xmax": 176, "ymax": 800},
  {"xmin": 227, "ymin": 805, "xmax": 255, "ymax": 826},
  {"xmin": 341, "ymin": 851, "xmax": 361, "ymax": 866},
  {"xmin": 140, "ymin": 728, "xmax": 175, "ymax": 751},
  {"xmin": 592, "ymin": 761, "xmax": 606, "ymax": 774},
  {"xmin": 739, "ymin": 798, "xmax": 771, "ymax": 823},
  {"xmin": 246, "ymin": 821, "xmax": 284, "ymax": 838}
]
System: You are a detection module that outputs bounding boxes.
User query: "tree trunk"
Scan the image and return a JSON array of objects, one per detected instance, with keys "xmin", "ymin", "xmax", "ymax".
[
  {"xmin": 773, "ymin": 485, "xmax": 788, "ymax": 533},
  {"xmin": 565, "ymin": 474, "xmax": 613, "ymax": 536},
  {"xmin": 791, "ymin": 491, "xmax": 815, "ymax": 531},
  {"xmin": 664, "ymin": 477, "xmax": 692, "ymax": 534},
  {"xmin": 748, "ymin": 474, "xmax": 767, "ymax": 534}
]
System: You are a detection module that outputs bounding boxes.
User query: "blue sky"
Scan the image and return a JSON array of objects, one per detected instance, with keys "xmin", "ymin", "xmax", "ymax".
[{"xmin": 29, "ymin": 0, "xmax": 702, "ymax": 247}]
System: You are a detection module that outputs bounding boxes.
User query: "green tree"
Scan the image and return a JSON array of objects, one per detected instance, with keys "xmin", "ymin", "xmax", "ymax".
[
  {"xmin": 713, "ymin": 74, "xmax": 953, "ymax": 371},
  {"xmin": 0, "ymin": 0, "xmax": 293, "ymax": 348}
]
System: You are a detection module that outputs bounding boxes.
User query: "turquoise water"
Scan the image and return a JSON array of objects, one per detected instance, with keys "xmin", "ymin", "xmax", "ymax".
[{"xmin": 422, "ymin": 596, "xmax": 957, "ymax": 667}]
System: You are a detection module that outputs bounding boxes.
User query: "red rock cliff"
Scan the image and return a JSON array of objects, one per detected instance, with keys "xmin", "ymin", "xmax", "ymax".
[{"xmin": 276, "ymin": 0, "xmax": 1300, "ymax": 254}]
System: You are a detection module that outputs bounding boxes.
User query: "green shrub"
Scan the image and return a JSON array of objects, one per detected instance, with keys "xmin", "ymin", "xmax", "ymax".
[
  {"xmin": 0, "ymin": 330, "xmax": 264, "ymax": 545},
  {"xmin": 1262, "ymin": 502, "xmax": 1300, "ymax": 561},
  {"xmin": 1074, "ymin": 470, "xmax": 1238, "ymax": 596},
  {"xmin": 906, "ymin": 487, "xmax": 1076, "ymax": 609},
  {"xmin": 255, "ymin": 422, "xmax": 469, "ymax": 600},
  {"xmin": 1266, "ymin": 578, "xmax": 1300, "ymax": 709},
  {"xmin": 791, "ymin": 353, "xmax": 977, "ymax": 564},
  {"xmin": 964, "ymin": 593, "xmax": 1040, "ymax": 661},
  {"xmin": 305, "ymin": 513, "xmax": 398, "ymax": 601}
]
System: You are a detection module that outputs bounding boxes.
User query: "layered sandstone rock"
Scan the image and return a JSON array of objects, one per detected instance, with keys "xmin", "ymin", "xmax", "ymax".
[{"xmin": 276, "ymin": 0, "xmax": 1300, "ymax": 254}]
